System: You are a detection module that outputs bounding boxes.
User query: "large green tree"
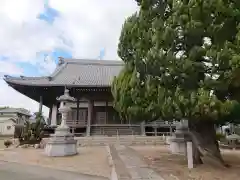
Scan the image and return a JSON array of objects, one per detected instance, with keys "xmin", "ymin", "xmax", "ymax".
[{"xmin": 112, "ymin": 0, "xmax": 240, "ymax": 165}]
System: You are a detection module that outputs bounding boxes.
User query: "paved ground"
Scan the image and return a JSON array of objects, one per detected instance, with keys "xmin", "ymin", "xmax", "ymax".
[
  {"xmin": 0, "ymin": 161, "xmax": 108, "ymax": 180},
  {"xmin": 0, "ymin": 141, "xmax": 165, "ymax": 180},
  {"xmin": 110, "ymin": 145, "xmax": 164, "ymax": 180},
  {"xmin": 0, "ymin": 146, "xmax": 110, "ymax": 178},
  {"xmin": 132, "ymin": 145, "xmax": 240, "ymax": 180}
]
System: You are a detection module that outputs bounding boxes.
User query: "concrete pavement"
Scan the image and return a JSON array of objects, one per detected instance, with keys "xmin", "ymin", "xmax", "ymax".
[
  {"xmin": 0, "ymin": 161, "xmax": 108, "ymax": 180},
  {"xmin": 110, "ymin": 145, "xmax": 164, "ymax": 180}
]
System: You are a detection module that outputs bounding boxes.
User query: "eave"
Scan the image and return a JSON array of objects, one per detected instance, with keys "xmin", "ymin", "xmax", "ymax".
[{"xmin": 3, "ymin": 58, "xmax": 122, "ymax": 107}]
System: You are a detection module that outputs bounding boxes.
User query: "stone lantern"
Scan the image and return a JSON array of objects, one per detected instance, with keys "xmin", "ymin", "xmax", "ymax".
[
  {"xmin": 169, "ymin": 120, "xmax": 190, "ymax": 155},
  {"xmin": 45, "ymin": 88, "xmax": 77, "ymax": 157}
]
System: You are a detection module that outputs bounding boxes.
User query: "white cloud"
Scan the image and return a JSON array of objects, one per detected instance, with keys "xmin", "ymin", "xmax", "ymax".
[
  {"xmin": 0, "ymin": 61, "xmax": 23, "ymax": 75},
  {"xmin": 0, "ymin": 61, "xmax": 49, "ymax": 115},
  {"xmin": 0, "ymin": 80, "xmax": 49, "ymax": 116},
  {"xmin": 37, "ymin": 54, "xmax": 57, "ymax": 74},
  {"xmin": 0, "ymin": 0, "xmax": 138, "ymax": 116},
  {"xmin": 0, "ymin": 0, "xmax": 45, "ymax": 23},
  {"xmin": 50, "ymin": 0, "xmax": 138, "ymax": 59}
]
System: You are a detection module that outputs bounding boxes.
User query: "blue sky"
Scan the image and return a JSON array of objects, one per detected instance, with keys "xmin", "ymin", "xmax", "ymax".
[
  {"xmin": 0, "ymin": 0, "xmax": 138, "ymax": 115},
  {"xmin": 0, "ymin": 1, "xmax": 73, "ymax": 77},
  {"xmin": 38, "ymin": 0, "xmax": 59, "ymax": 24},
  {"xmin": 11, "ymin": 0, "xmax": 106, "ymax": 77},
  {"xmin": 31, "ymin": 1, "xmax": 72, "ymax": 76}
]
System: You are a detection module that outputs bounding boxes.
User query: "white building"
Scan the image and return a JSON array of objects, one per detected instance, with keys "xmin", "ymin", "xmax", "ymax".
[{"xmin": 0, "ymin": 108, "xmax": 31, "ymax": 136}]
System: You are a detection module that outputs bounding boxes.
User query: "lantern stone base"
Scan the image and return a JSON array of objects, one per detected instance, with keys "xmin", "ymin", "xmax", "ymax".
[
  {"xmin": 169, "ymin": 138, "xmax": 187, "ymax": 155},
  {"xmin": 44, "ymin": 126, "xmax": 77, "ymax": 157}
]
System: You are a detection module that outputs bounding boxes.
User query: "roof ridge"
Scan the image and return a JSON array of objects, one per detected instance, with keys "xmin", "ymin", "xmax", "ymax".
[
  {"xmin": 63, "ymin": 58, "xmax": 123, "ymax": 65},
  {"xmin": 49, "ymin": 63, "xmax": 67, "ymax": 79}
]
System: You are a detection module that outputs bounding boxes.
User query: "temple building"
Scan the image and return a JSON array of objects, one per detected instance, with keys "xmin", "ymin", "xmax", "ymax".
[{"xmin": 4, "ymin": 58, "xmax": 176, "ymax": 136}]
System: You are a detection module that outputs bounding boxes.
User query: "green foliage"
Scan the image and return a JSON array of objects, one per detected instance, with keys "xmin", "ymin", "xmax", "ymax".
[
  {"xmin": 216, "ymin": 133, "xmax": 226, "ymax": 141},
  {"xmin": 112, "ymin": 66, "xmax": 161, "ymax": 122},
  {"xmin": 218, "ymin": 103, "xmax": 240, "ymax": 126},
  {"xmin": 19, "ymin": 112, "xmax": 45, "ymax": 145},
  {"xmin": 159, "ymin": 87, "xmax": 235, "ymax": 121},
  {"xmin": 14, "ymin": 126, "xmax": 24, "ymax": 139},
  {"xmin": 4, "ymin": 140, "xmax": 12, "ymax": 148},
  {"xmin": 112, "ymin": 0, "xmax": 240, "ymax": 124},
  {"xmin": 0, "ymin": 106, "xmax": 9, "ymax": 110}
]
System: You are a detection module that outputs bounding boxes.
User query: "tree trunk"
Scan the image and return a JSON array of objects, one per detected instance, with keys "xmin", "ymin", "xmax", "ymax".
[
  {"xmin": 192, "ymin": 141, "xmax": 203, "ymax": 164},
  {"xmin": 188, "ymin": 120, "xmax": 227, "ymax": 167}
]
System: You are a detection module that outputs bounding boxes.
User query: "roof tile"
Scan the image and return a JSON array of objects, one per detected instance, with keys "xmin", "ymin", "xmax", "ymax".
[{"xmin": 4, "ymin": 59, "xmax": 124, "ymax": 87}]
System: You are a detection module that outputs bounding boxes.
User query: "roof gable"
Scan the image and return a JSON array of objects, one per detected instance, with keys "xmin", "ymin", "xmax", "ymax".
[
  {"xmin": 0, "ymin": 108, "xmax": 31, "ymax": 117},
  {"xmin": 4, "ymin": 59, "xmax": 124, "ymax": 87}
]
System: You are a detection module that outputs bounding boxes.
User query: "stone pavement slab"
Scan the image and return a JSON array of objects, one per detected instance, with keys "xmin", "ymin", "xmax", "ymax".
[
  {"xmin": 109, "ymin": 145, "xmax": 131, "ymax": 180},
  {"xmin": 114, "ymin": 145, "xmax": 164, "ymax": 180},
  {"xmin": 0, "ymin": 161, "xmax": 108, "ymax": 180}
]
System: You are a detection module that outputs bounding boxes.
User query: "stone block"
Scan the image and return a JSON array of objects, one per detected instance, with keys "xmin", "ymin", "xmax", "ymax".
[
  {"xmin": 34, "ymin": 144, "xmax": 40, "ymax": 149},
  {"xmin": 169, "ymin": 141, "xmax": 186, "ymax": 155},
  {"xmin": 165, "ymin": 136, "xmax": 171, "ymax": 145},
  {"xmin": 20, "ymin": 144, "xmax": 28, "ymax": 148},
  {"xmin": 45, "ymin": 140, "xmax": 77, "ymax": 157}
]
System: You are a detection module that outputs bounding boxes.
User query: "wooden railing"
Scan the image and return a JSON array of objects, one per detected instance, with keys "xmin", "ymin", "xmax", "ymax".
[
  {"xmin": 66, "ymin": 119, "xmax": 87, "ymax": 127},
  {"xmin": 145, "ymin": 131, "xmax": 171, "ymax": 136},
  {"xmin": 90, "ymin": 124, "xmax": 141, "ymax": 136},
  {"xmin": 146, "ymin": 120, "xmax": 178, "ymax": 127},
  {"xmin": 91, "ymin": 124, "xmax": 141, "ymax": 127}
]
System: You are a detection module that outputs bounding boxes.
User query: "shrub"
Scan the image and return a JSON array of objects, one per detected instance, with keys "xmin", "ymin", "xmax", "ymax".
[
  {"xmin": 18, "ymin": 112, "xmax": 46, "ymax": 145},
  {"xmin": 14, "ymin": 126, "xmax": 24, "ymax": 139},
  {"xmin": 216, "ymin": 133, "xmax": 226, "ymax": 141},
  {"xmin": 4, "ymin": 140, "xmax": 12, "ymax": 148}
]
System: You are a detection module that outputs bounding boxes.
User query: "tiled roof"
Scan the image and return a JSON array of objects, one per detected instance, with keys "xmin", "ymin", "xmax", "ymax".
[
  {"xmin": 4, "ymin": 59, "xmax": 124, "ymax": 87},
  {"xmin": 0, "ymin": 108, "xmax": 31, "ymax": 116}
]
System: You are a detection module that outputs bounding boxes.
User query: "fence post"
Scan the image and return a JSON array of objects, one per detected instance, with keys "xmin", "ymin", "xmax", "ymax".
[
  {"xmin": 187, "ymin": 141, "xmax": 193, "ymax": 169},
  {"xmin": 154, "ymin": 127, "xmax": 157, "ymax": 136},
  {"xmin": 140, "ymin": 121, "xmax": 146, "ymax": 136},
  {"xmin": 117, "ymin": 129, "xmax": 119, "ymax": 139}
]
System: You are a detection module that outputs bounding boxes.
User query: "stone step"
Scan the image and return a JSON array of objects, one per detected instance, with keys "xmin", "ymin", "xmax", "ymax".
[
  {"xmin": 42, "ymin": 136, "xmax": 165, "ymax": 147},
  {"xmin": 77, "ymin": 138, "xmax": 165, "ymax": 146},
  {"xmin": 78, "ymin": 140, "xmax": 164, "ymax": 143},
  {"xmin": 91, "ymin": 127, "xmax": 141, "ymax": 136}
]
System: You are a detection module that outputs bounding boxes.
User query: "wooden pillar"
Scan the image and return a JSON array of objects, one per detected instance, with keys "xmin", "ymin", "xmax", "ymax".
[
  {"xmin": 76, "ymin": 97, "xmax": 80, "ymax": 120},
  {"xmin": 170, "ymin": 123, "xmax": 173, "ymax": 136},
  {"xmin": 51, "ymin": 104, "xmax": 57, "ymax": 126},
  {"xmin": 154, "ymin": 127, "xmax": 157, "ymax": 136},
  {"xmin": 105, "ymin": 101, "xmax": 108, "ymax": 124},
  {"xmin": 76, "ymin": 97, "xmax": 80, "ymax": 126},
  {"xmin": 39, "ymin": 96, "xmax": 43, "ymax": 113},
  {"xmin": 48, "ymin": 107, "xmax": 52, "ymax": 125},
  {"xmin": 86, "ymin": 100, "xmax": 93, "ymax": 136}
]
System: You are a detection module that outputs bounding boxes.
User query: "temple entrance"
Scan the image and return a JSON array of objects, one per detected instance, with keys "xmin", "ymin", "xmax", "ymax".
[
  {"xmin": 74, "ymin": 127, "xmax": 86, "ymax": 137},
  {"xmin": 71, "ymin": 108, "xmax": 87, "ymax": 125},
  {"xmin": 96, "ymin": 112, "xmax": 106, "ymax": 124}
]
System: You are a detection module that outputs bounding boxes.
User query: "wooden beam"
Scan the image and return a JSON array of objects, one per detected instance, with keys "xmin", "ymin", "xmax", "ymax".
[
  {"xmin": 76, "ymin": 96, "xmax": 80, "ymax": 121},
  {"xmin": 106, "ymin": 101, "xmax": 108, "ymax": 124}
]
